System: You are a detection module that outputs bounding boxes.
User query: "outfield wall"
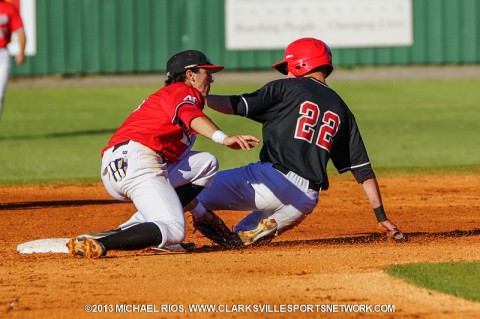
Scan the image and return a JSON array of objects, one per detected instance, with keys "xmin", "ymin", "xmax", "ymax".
[{"xmin": 11, "ymin": 0, "xmax": 480, "ymax": 76}]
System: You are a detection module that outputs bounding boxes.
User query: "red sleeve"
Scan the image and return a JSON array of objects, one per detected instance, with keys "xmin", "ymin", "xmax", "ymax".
[
  {"xmin": 177, "ymin": 103, "xmax": 208, "ymax": 132},
  {"xmin": 10, "ymin": 7, "xmax": 24, "ymax": 32}
]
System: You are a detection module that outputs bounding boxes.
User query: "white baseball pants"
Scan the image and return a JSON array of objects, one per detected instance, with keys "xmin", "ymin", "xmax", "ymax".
[
  {"xmin": 0, "ymin": 48, "xmax": 11, "ymax": 116},
  {"xmin": 101, "ymin": 140, "xmax": 218, "ymax": 247}
]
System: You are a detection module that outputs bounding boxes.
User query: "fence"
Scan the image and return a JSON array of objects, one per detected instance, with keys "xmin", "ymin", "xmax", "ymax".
[{"xmin": 11, "ymin": 0, "xmax": 480, "ymax": 76}]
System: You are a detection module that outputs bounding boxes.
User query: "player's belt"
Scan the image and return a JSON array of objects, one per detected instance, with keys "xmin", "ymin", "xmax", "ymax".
[
  {"xmin": 272, "ymin": 164, "xmax": 321, "ymax": 191},
  {"xmin": 112, "ymin": 140, "xmax": 130, "ymax": 152},
  {"xmin": 112, "ymin": 140, "xmax": 166, "ymax": 161}
]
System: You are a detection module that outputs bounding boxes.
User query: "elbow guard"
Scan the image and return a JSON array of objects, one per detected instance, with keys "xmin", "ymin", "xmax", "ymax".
[
  {"xmin": 230, "ymin": 96, "xmax": 247, "ymax": 116},
  {"xmin": 351, "ymin": 165, "xmax": 376, "ymax": 183}
]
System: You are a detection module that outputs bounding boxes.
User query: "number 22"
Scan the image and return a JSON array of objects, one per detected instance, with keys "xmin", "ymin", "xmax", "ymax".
[{"xmin": 294, "ymin": 101, "xmax": 340, "ymax": 152}]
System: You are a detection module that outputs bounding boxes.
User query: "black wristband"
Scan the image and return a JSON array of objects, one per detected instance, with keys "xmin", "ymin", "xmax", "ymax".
[{"xmin": 374, "ymin": 205, "xmax": 388, "ymax": 222}]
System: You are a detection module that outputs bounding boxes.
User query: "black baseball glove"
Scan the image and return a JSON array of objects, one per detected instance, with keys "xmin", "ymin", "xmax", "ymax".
[{"xmin": 193, "ymin": 210, "xmax": 243, "ymax": 248}]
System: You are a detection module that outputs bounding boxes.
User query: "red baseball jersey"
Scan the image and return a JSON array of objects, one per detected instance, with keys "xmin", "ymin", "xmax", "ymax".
[
  {"xmin": 102, "ymin": 82, "xmax": 208, "ymax": 163},
  {"xmin": 0, "ymin": 1, "xmax": 24, "ymax": 48}
]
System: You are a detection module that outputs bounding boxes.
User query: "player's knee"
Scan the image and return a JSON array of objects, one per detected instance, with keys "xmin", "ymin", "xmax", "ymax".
[
  {"xmin": 204, "ymin": 152, "xmax": 219, "ymax": 174},
  {"xmin": 168, "ymin": 223, "xmax": 186, "ymax": 244},
  {"xmin": 153, "ymin": 221, "xmax": 186, "ymax": 246},
  {"xmin": 276, "ymin": 211, "xmax": 309, "ymax": 234},
  {"xmin": 195, "ymin": 153, "xmax": 219, "ymax": 188}
]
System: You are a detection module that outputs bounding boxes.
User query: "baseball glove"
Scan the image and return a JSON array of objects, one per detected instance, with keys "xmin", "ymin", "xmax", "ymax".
[{"xmin": 193, "ymin": 210, "xmax": 241, "ymax": 248}]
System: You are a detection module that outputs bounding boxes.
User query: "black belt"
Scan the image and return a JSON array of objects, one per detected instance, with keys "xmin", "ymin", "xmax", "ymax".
[
  {"xmin": 112, "ymin": 140, "xmax": 167, "ymax": 161},
  {"xmin": 273, "ymin": 164, "xmax": 321, "ymax": 191},
  {"xmin": 112, "ymin": 140, "xmax": 130, "ymax": 152}
]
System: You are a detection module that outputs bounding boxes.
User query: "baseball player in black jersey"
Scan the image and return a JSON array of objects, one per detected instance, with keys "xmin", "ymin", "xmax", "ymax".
[{"xmin": 194, "ymin": 37, "xmax": 405, "ymax": 246}]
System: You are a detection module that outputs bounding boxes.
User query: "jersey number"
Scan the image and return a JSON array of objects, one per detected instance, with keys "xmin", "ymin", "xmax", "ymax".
[{"xmin": 294, "ymin": 102, "xmax": 340, "ymax": 152}]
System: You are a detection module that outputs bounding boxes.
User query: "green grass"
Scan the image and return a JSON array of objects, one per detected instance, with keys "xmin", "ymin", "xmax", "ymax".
[
  {"xmin": 332, "ymin": 79, "xmax": 480, "ymax": 170},
  {"xmin": 386, "ymin": 262, "xmax": 480, "ymax": 302},
  {"xmin": 0, "ymin": 78, "xmax": 479, "ymax": 184}
]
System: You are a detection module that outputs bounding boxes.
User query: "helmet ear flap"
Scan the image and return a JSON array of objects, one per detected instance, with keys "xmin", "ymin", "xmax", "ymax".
[{"xmin": 288, "ymin": 62, "xmax": 306, "ymax": 76}]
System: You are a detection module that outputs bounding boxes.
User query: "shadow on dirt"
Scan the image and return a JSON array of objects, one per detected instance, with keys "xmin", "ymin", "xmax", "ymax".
[
  {"xmin": 0, "ymin": 128, "xmax": 116, "ymax": 141},
  {"xmin": 0, "ymin": 200, "xmax": 121, "ymax": 210},
  {"xmin": 194, "ymin": 228, "xmax": 480, "ymax": 253}
]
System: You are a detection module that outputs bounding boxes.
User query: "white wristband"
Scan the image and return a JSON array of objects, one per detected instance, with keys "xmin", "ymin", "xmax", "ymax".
[{"xmin": 211, "ymin": 130, "xmax": 228, "ymax": 144}]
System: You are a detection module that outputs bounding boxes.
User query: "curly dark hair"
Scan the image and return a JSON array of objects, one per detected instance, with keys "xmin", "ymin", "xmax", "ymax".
[{"xmin": 164, "ymin": 67, "xmax": 200, "ymax": 86}]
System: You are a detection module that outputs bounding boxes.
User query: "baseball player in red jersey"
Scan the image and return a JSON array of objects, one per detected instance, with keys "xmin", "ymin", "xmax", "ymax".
[
  {"xmin": 0, "ymin": 0, "xmax": 26, "ymax": 119},
  {"xmin": 67, "ymin": 50, "xmax": 259, "ymax": 258},
  {"xmin": 195, "ymin": 38, "xmax": 405, "ymax": 246}
]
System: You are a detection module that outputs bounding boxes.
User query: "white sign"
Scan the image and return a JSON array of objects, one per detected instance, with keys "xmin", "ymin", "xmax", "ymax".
[
  {"xmin": 8, "ymin": 0, "xmax": 37, "ymax": 56},
  {"xmin": 225, "ymin": 0, "xmax": 413, "ymax": 50}
]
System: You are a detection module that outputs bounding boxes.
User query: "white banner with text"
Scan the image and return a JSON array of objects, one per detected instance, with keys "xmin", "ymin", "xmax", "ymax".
[{"xmin": 225, "ymin": 0, "xmax": 413, "ymax": 50}]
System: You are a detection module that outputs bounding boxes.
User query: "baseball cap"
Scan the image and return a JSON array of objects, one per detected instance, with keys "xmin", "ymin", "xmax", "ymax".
[{"xmin": 166, "ymin": 50, "xmax": 224, "ymax": 77}]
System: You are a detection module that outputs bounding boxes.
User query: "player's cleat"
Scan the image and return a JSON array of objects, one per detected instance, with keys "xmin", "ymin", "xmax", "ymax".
[
  {"xmin": 67, "ymin": 229, "xmax": 117, "ymax": 257},
  {"xmin": 66, "ymin": 237, "xmax": 85, "ymax": 256},
  {"xmin": 237, "ymin": 218, "xmax": 278, "ymax": 246},
  {"xmin": 66, "ymin": 237, "xmax": 107, "ymax": 258},
  {"xmin": 82, "ymin": 238, "xmax": 107, "ymax": 259},
  {"xmin": 146, "ymin": 242, "xmax": 196, "ymax": 254}
]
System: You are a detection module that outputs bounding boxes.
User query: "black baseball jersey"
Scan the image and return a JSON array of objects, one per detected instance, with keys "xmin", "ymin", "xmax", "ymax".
[{"xmin": 238, "ymin": 77, "xmax": 371, "ymax": 190}]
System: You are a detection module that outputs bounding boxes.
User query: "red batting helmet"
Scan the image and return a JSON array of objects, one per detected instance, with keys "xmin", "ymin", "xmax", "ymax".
[{"xmin": 272, "ymin": 38, "xmax": 333, "ymax": 77}]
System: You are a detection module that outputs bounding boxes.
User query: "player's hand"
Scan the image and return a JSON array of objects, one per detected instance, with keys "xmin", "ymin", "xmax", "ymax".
[
  {"xmin": 223, "ymin": 135, "xmax": 260, "ymax": 150},
  {"xmin": 16, "ymin": 53, "xmax": 25, "ymax": 65},
  {"xmin": 379, "ymin": 220, "xmax": 407, "ymax": 242}
]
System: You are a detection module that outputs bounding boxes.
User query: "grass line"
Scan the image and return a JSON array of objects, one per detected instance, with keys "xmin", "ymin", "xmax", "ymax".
[{"xmin": 386, "ymin": 262, "xmax": 480, "ymax": 302}]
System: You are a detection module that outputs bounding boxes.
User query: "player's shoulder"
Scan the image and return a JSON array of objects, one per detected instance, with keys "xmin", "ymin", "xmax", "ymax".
[
  {"xmin": 261, "ymin": 78, "xmax": 305, "ymax": 91},
  {"xmin": 267, "ymin": 77, "xmax": 338, "ymax": 95},
  {"xmin": 160, "ymin": 82, "xmax": 198, "ymax": 95},
  {"xmin": 163, "ymin": 82, "xmax": 204, "ymax": 104},
  {"xmin": 266, "ymin": 77, "xmax": 328, "ymax": 87}
]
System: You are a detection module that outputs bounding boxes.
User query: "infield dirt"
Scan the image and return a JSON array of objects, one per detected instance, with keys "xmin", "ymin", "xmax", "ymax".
[{"xmin": 1, "ymin": 174, "xmax": 479, "ymax": 319}]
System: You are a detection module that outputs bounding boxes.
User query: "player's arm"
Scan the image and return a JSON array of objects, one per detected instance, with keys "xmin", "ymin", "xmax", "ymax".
[
  {"xmin": 13, "ymin": 29, "xmax": 26, "ymax": 65},
  {"xmin": 190, "ymin": 116, "xmax": 259, "ymax": 150},
  {"xmin": 359, "ymin": 176, "xmax": 405, "ymax": 241},
  {"xmin": 177, "ymin": 104, "xmax": 258, "ymax": 150},
  {"xmin": 11, "ymin": 6, "xmax": 26, "ymax": 66},
  {"xmin": 206, "ymin": 95, "xmax": 247, "ymax": 116},
  {"xmin": 359, "ymin": 177, "xmax": 385, "ymax": 219},
  {"xmin": 350, "ymin": 165, "xmax": 404, "ymax": 235},
  {"xmin": 338, "ymin": 111, "xmax": 405, "ymax": 240}
]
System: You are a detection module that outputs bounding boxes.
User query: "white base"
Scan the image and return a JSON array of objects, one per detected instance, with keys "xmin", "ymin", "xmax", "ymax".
[
  {"xmin": 17, "ymin": 238, "xmax": 70, "ymax": 254},
  {"xmin": 17, "ymin": 238, "xmax": 196, "ymax": 255}
]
